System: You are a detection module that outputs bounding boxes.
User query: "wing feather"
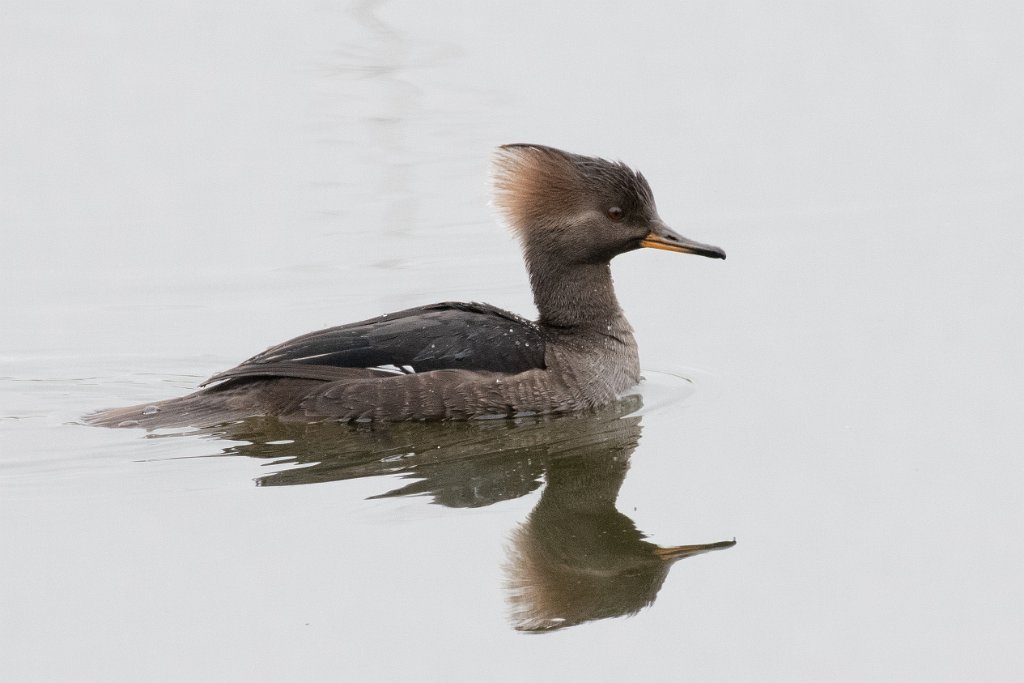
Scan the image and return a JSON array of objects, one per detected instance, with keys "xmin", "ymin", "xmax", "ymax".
[{"xmin": 202, "ymin": 302, "xmax": 545, "ymax": 387}]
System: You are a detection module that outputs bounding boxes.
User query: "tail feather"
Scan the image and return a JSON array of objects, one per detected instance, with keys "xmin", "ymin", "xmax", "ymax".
[
  {"xmin": 84, "ymin": 393, "xmax": 244, "ymax": 429},
  {"xmin": 85, "ymin": 378, "xmax": 323, "ymax": 429}
]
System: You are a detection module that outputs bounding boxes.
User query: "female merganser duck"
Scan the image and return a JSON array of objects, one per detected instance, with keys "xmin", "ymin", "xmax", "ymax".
[{"xmin": 88, "ymin": 144, "xmax": 725, "ymax": 427}]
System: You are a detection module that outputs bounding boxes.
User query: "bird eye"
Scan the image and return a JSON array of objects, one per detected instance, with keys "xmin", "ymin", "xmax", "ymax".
[{"xmin": 607, "ymin": 206, "xmax": 624, "ymax": 221}]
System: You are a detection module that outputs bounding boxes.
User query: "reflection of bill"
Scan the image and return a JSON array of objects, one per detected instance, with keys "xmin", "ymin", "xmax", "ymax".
[
  {"xmin": 504, "ymin": 426, "xmax": 734, "ymax": 632},
  {"xmin": 173, "ymin": 394, "xmax": 735, "ymax": 631}
]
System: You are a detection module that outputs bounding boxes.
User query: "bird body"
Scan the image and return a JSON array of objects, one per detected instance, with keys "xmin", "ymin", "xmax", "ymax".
[{"xmin": 88, "ymin": 144, "xmax": 724, "ymax": 427}]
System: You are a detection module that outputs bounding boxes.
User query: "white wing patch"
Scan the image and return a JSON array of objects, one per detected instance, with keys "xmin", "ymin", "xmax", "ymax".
[
  {"xmin": 281, "ymin": 352, "xmax": 334, "ymax": 363},
  {"xmin": 370, "ymin": 364, "xmax": 416, "ymax": 375}
]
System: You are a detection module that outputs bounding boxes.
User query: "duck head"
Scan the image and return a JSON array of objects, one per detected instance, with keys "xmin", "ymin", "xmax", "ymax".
[{"xmin": 492, "ymin": 143, "xmax": 726, "ymax": 265}]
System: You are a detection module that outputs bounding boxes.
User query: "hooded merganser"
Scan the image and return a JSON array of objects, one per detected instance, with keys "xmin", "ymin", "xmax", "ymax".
[{"xmin": 87, "ymin": 144, "xmax": 725, "ymax": 427}]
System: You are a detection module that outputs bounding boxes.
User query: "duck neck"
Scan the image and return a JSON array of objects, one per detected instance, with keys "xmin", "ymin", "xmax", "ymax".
[{"xmin": 525, "ymin": 247, "xmax": 627, "ymax": 333}]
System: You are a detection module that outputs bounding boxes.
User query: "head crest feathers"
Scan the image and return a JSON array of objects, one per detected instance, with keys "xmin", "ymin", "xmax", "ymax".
[{"xmin": 492, "ymin": 144, "xmax": 654, "ymax": 238}]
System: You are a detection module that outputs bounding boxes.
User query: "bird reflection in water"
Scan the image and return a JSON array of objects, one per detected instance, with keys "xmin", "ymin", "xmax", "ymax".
[{"xmin": 167, "ymin": 394, "xmax": 734, "ymax": 631}]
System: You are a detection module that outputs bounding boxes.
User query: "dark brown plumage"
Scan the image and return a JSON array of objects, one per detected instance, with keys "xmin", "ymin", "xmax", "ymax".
[{"xmin": 87, "ymin": 144, "xmax": 725, "ymax": 428}]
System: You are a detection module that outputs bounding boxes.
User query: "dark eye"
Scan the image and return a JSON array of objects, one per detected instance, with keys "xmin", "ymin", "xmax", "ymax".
[{"xmin": 607, "ymin": 206, "xmax": 624, "ymax": 221}]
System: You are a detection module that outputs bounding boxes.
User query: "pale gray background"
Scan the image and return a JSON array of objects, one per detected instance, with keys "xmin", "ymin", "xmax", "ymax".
[{"xmin": 2, "ymin": 2, "xmax": 1022, "ymax": 681}]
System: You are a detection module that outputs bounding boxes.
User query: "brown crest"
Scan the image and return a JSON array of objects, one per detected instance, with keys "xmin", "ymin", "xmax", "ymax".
[{"xmin": 492, "ymin": 144, "xmax": 655, "ymax": 240}]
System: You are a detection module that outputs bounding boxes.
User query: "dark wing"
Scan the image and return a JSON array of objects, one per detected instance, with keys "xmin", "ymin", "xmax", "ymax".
[{"xmin": 201, "ymin": 302, "xmax": 545, "ymax": 386}]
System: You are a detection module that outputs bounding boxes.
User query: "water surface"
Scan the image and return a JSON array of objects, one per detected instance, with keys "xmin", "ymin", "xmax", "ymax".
[{"xmin": 2, "ymin": 2, "xmax": 1022, "ymax": 681}]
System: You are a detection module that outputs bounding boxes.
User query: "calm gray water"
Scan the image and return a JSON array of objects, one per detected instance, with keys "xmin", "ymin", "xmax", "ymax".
[{"xmin": 2, "ymin": 2, "xmax": 1022, "ymax": 681}]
